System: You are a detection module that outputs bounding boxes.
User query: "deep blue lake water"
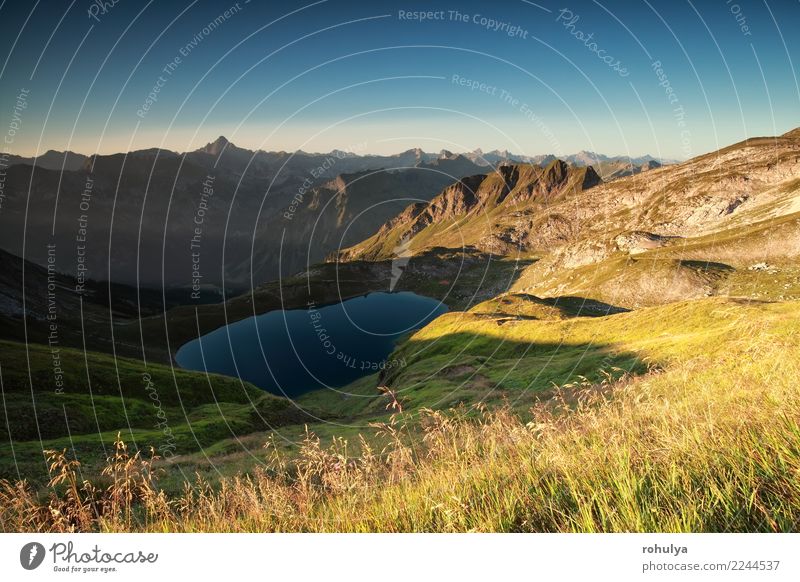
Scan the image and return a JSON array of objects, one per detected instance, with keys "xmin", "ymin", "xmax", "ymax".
[{"xmin": 175, "ymin": 292, "xmax": 448, "ymax": 397}]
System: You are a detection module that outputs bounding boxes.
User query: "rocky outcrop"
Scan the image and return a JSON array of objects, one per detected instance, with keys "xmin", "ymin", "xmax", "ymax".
[
  {"xmin": 337, "ymin": 160, "xmax": 604, "ymax": 260},
  {"xmin": 782, "ymin": 128, "xmax": 800, "ymax": 140},
  {"xmin": 614, "ymin": 231, "xmax": 680, "ymax": 254}
]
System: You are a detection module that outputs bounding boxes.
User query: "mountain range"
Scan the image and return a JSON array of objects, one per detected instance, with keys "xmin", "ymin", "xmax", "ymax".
[
  {"xmin": 0, "ymin": 138, "xmax": 667, "ymax": 292},
  {"xmin": 1, "ymin": 139, "xmax": 675, "ymax": 173}
]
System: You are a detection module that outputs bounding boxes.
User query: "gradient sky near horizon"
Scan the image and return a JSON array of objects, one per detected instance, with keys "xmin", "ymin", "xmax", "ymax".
[{"xmin": 0, "ymin": 0, "xmax": 798, "ymax": 160}]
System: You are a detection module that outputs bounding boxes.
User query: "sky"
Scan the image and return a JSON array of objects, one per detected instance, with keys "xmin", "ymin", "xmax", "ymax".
[{"xmin": 0, "ymin": 0, "xmax": 798, "ymax": 160}]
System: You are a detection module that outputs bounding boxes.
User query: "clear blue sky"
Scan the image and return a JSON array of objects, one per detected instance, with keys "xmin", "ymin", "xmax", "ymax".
[{"xmin": 1, "ymin": 0, "xmax": 798, "ymax": 159}]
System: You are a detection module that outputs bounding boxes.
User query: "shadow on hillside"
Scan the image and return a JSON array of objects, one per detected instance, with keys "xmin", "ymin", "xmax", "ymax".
[
  {"xmin": 377, "ymin": 328, "xmax": 650, "ymax": 412},
  {"xmin": 474, "ymin": 293, "xmax": 630, "ymax": 320},
  {"xmin": 678, "ymin": 259, "xmax": 736, "ymax": 274},
  {"xmin": 533, "ymin": 295, "xmax": 630, "ymax": 316}
]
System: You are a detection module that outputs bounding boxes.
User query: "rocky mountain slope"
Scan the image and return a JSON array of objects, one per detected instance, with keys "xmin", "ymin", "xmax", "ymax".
[
  {"xmin": 336, "ymin": 128, "xmax": 800, "ymax": 311},
  {"xmin": 335, "ymin": 159, "xmax": 603, "ymax": 260},
  {"xmin": 342, "ymin": 131, "xmax": 799, "ymax": 254}
]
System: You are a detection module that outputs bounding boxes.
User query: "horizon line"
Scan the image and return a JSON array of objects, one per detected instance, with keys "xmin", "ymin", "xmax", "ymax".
[{"xmin": 0, "ymin": 136, "xmax": 690, "ymax": 163}]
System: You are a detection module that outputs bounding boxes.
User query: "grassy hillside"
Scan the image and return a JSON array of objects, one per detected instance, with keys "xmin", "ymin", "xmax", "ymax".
[
  {"xmin": 0, "ymin": 340, "xmax": 303, "ymax": 483},
  {"xmin": 3, "ymin": 296, "xmax": 799, "ymax": 532}
]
